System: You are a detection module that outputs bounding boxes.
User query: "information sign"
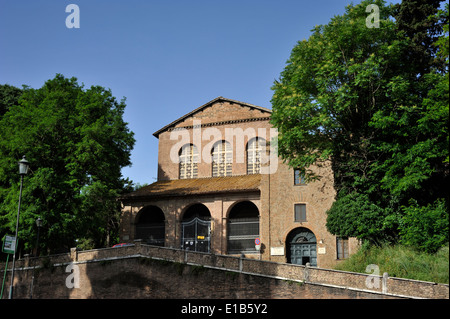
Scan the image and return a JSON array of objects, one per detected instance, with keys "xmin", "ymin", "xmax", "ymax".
[{"xmin": 2, "ymin": 235, "xmax": 16, "ymax": 254}]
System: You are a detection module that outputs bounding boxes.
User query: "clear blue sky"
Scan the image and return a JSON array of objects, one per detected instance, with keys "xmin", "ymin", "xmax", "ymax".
[{"xmin": 0, "ymin": 0, "xmax": 400, "ymax": 185}]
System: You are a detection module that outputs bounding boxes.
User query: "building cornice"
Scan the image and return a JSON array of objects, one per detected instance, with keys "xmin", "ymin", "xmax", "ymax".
[{"xmin": 168, "ymin": 116, "xmax": 271, "ymax": 133}]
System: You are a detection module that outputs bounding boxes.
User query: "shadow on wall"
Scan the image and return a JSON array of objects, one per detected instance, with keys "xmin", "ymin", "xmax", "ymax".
[
  {"xmin": 3, "ymin": 243, "xmax": 449, "ymax": 299},
  {"xmin": 75, "ymin": 250, "xmax": 282, "ymax": 299},
  {"xmin": 158, "ymin": 164, "xmax": 170, "ymax": 181}
]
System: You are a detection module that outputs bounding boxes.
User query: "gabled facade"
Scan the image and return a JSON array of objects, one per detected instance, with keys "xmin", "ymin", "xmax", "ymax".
[{"xmin": 119, "ymin": 97, "xmax": 357, "ymax": 268}]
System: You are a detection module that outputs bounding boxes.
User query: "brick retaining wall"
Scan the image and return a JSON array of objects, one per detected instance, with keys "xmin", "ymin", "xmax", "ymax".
[{"xmin": 1, "ymin": 242, "xmax": 448, "ymax": 299}]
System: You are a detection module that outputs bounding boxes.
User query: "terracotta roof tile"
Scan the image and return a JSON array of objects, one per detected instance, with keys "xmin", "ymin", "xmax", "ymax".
[{"xmin": 121, "ymin": 174, "xmax": 261, "ymax": 199}]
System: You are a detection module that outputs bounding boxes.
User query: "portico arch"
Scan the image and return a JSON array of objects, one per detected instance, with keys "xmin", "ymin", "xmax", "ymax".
[
  {"xmin": 181, "ymin": 203, "xmax": 211, "ymax": 252},
  {"xmin": 227, "ymin": 201, "xmax": 260, "ymax": 254},
  {"xmin": 135, "ymin": 205, "xmax": 165, "ymax": 246}
]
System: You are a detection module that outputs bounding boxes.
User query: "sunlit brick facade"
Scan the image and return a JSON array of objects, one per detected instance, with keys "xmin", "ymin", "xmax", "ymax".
[{"xmin": 119, "ymin": 97, "xmax": 358, "ymax": 268}]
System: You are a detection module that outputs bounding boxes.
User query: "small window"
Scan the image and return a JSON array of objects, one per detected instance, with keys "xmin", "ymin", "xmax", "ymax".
[
  {"xmin": 336, "ymin": 237, "xmax": 349, "ymax": 259},
  {"xmin": 294, "ymin": 169, "xmax": 306, "ymax": 185},
  {"xmin": 294, "ymin": 204, "xmax": 307, "ymax": 222}
]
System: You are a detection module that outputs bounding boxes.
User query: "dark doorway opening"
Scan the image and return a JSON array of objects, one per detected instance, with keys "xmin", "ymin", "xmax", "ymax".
[{"xmin": 135, "ymin": 206, "xmax": 165, "ymax": 246}]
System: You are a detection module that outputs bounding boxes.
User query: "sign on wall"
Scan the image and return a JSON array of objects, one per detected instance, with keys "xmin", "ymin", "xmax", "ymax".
[
  {"xmin": 255, "ymin": 238, "xmax": 261, "ymax": 251},
  {"xmin": 2, "ymin": 235, "xmax": 16, "ymax": 254},
  {"xmin": 270, "ymin": 247, "xmax": 284, "ymax": 256}
]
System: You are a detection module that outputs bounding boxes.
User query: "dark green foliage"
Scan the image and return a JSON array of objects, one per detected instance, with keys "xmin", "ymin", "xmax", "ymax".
[
  {"xmin": 399, "ymin": 199, "xmax": 449, "ymax": 253},
  {"xmin": 271, "ymin": 0, "xmax": 449, "ymax": 249},
  {"xmin": 393, "ymin": 0, "xmax": 447, "ymax": 76},
  {"xmin": 0, "ymin": 84, "xmax": 22, "ymax": 117},
  {"xmin": 325, "ymin": 192, "xmax": 393, "ymax": 245},
  {"xmin": 0, "ymin": 74, "xmax": 135, "ymax": 255}
]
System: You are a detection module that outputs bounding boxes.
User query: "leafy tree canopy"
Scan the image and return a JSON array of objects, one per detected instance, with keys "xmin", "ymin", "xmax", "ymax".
[
  {"xmin": 0, "ymin": 74, "xmax": 135, "ymax": 255},
  {"xmin": 271, "ymin": 0, "xmax": 448, "ymax": 251},
  {"xmin": 0, "ymin": 84, "xmax": 22, "ymax": 117}
]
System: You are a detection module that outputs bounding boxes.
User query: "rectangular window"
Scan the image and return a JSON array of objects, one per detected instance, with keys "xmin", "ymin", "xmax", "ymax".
[
  {"xmin": 336, "ymin": 237, "xmax": 349, "ymax": 259},
  {"xmin": 294, "ymin": 169, "xmax": 306, "ymax": 185},
  {"xmin": 294, "ymin": 204, "xmax": 307, "ymax": 222}
]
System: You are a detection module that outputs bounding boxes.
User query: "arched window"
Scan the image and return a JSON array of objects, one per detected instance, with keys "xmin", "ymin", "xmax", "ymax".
[
  {"xmin": 227, "ymin": 201, "xmax": 259, "ymax": 254},
  {"xmin": 211, "ymin": 140, "xmax": 232, "ymax": 177},
  {"xmin": 179, "ymin": 144, "xmax": 199, "ymax": 179},
  {"xmin": 247, "ymin": 137, "xmax": 266, "ymax": 174}
]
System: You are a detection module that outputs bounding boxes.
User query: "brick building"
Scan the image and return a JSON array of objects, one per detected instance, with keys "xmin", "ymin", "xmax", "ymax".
[{"xmin": 119, "ymin": 97, "xmax": 358, "ymax": 268}]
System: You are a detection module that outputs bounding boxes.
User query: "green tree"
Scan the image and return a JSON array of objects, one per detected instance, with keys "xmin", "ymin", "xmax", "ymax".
[
  {"xmin": 325, "ymin": 192, "xmax": 392, "ymax": 245},
  {"xmin": 0, "ymin": 84, "xmax": 22, "ymax": 117},
  {"xmin": 393, "ymin": 0, "xmax": 447, "ymax": 77},
  {"xmin": 399, "ymin": 199, "xmax": 448, "ymax": 253},
  {"xmin": 271, "ymin": 0, "xmax": 402, "ymax": 187},
  {"xmin": 270, "ymin": 0, "xmax": 448, "ymax": 246},
  {"xmin": 370, "ymin": 0, "xmax": 449, "ymax": 206},
  {"xmin": 0, "ymin": 74, "xmax": 135, "ymax": 255}
]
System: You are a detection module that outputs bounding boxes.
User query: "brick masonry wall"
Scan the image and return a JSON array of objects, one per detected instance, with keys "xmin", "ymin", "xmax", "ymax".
[
  {"xmin": 1, "ymin": 243, "xmax": 448, "ymax": 299},
  {"xmin": 259, "ymin": 159, "xmax": 360, "ymax": 268},
  {"xmin": 156, "ymin": 102, "xmax": 273, "ymax": 181},
  {"xmin": 122, "ymin": 97, "xmax": 357, "ymax": 270}
]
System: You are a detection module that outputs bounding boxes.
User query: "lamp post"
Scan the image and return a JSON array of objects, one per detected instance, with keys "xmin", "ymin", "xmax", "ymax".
[
  {"xmin": 9, "ymin": 155, "xmax": 29, "ymax": 299},
  {"xmin": 35, "ymin": 217, "xmax": 42, "ymax": 257}
]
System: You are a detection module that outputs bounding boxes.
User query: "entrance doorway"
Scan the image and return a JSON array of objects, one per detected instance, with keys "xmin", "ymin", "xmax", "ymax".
[
  {"xmin": 181, "ymin": 204, "xmax": 211, "ymax": 252},
  {"xmin": 286, "ymin": 227, "xmax": 317, "ymax": 267}
]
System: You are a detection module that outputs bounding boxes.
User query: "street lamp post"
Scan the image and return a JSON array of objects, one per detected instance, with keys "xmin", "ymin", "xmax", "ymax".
[
  {"xmin": 9, "ymin": 155, "xmax": 29, "ymax": 299},
  {"xmin": 35, "ymin": 217, "xmax": 42, "ymax": 257}
]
